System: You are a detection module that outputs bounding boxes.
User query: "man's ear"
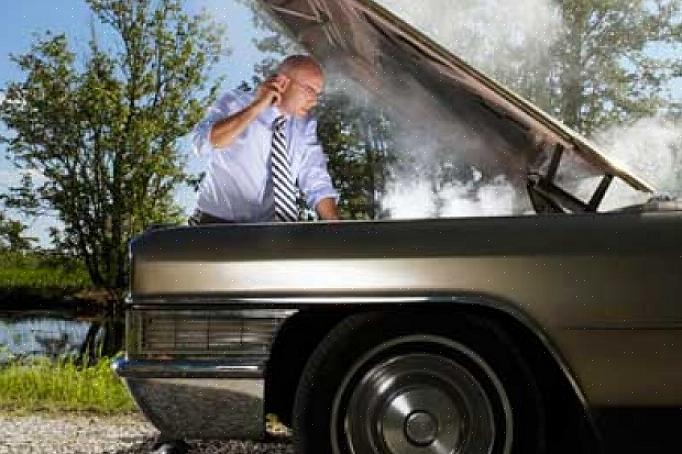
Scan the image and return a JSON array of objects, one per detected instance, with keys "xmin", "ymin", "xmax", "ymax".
[{"xmin": 278, "ymin": 73, "xmax": 291, "ymax": 90}]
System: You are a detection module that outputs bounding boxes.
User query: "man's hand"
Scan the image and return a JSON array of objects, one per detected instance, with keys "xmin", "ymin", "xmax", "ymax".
[
  {"xmin": 209, "ymin": 75, "xmax": 290, "ymax": 150},
  {"xmin": 315, "ymin": 198, "xmax": 340, "ymax": 221},
  {"xmin": 254, "ymin": 74, "xmax": 290, "ymax": 111}
]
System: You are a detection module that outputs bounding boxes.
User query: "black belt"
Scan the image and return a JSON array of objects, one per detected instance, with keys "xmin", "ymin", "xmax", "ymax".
[{"xmin": 188, "ymin": 209, "xmax": 235, "ymax": 225}]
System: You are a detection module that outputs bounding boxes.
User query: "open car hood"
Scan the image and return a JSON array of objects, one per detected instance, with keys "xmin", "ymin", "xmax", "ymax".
[{"xmin": 257, "ymin": 0, "xmax": 654, "ymax": 212}]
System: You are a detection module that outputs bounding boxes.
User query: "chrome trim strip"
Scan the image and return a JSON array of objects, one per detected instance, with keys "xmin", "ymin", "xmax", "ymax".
[
  {"xmin": 127, "ymin": 302, "xmax": 298, "ymax": 318},
  {"xmin": 130, "ymin": 295, "xmax": 429, "ymax": 305},
  {"xmin": 112, "ymin": 357, "xmax": 266, "ymax": 379},
  {"xmin": 239, "ymin": 296, "xmax": 431, "ymax": 304}
]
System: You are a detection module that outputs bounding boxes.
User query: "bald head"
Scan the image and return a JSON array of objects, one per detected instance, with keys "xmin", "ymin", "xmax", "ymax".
[
  {"xmin": 277, "ymin": 55, "xmax": 323, "ymax": 79},
  {"xmin": 276, "ymin": 55, "xmax": 325, "ymax": 118}
]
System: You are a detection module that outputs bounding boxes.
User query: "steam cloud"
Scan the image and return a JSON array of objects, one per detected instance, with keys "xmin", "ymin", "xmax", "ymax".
[
  {"xmin": 361, "ymin": 0, "xmax": 562, "ymax": 218},
  {"xmin": 375, "ymin": 0, "xmax": 562, "ymax": 77},
  {"xmin": 323, "ymin": 70, "xmax": 534, "ymax": 218},
  {"xmin": 383, "ymin": 173, "xmax": 518, "ymax": 219},
  {"xmin": 588, "ymin": 116, "xmax": 682, "ymax": 210}
]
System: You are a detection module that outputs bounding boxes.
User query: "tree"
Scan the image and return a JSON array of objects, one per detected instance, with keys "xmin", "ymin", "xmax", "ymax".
[
  {"xmin": 470, "ymin": 0, "xmax": 682, "ymax": 135},
  {"xmin": 316, "ymin": 93, "xmax": 395, "ymax": 219},
  {"xmin": 0, "ymin": 211, "xmax": 35, "ymax": 251},
  {"xmin": 0, "ymin": 0, "xmax": 226, "ymax": 294},
  {"xmin": 548, "ymin": 0, "xmax": 682, "ymax": 134}
]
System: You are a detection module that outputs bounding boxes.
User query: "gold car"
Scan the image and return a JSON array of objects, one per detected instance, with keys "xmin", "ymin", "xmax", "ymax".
[{"xmin": 114, "ymin": 1, "xmax": 682, "ymax": 452}]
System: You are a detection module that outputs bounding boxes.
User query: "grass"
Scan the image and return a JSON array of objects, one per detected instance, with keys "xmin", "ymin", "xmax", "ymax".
[
  {"xmin": 0, "ymin": 249, "xmax": 91, "ymax": 290},
  {"xmin": 0, "ymin": 249, "xmax": 129, "ymax": 414},
  {"xmin": 0, "ymin": 353, "xmax": 136, "ymax": 414}
]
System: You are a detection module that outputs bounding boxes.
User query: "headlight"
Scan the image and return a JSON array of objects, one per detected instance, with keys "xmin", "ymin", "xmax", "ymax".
[{"xmin": 127, "ymin": 309, "xmax": 296, "ymax": 358}]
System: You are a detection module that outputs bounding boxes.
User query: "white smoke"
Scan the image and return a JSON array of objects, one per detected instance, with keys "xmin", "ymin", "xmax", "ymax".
[
  {"xmin": 364, "ymin": 0, "xmax": 561, "ymax": 218},
  {"xmin": 441, "ymin": 175, "xmax": 518, "ymax": 217},
  {"xmin": 382, "ymin": 180, "xmax": 435, "ymax": 219},
  {"xmin": 383, "ymin": 169, "xmax": 522, "ymax": 219},
  {"xmin": 323, "ymin": 63, "xmax": 534, "ymax": 219},
  {"xmin": 375, "ymin": 0, "xmax": 563, "ymax": 77},
  {"xmin": 587, "ymin": 116, "xmax": 682, "ymax": 210}
]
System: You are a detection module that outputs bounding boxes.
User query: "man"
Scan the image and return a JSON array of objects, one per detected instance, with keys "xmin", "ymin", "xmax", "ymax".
[{"xmin": 189, "ymin": 54, "xmax": 340, "ymax": 225}]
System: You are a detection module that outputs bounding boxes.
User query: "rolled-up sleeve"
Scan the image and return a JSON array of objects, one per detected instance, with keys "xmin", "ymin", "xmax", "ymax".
[
  {"xmin": 192, "ymin": 91, "xmax": 241, "ymax": 156},
  {"xmin": 297, "ymin": 119, "xmax": 339, "ymax": 209}
]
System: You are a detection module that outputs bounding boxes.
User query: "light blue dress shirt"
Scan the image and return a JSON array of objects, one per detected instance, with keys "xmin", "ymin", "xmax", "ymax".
[{"xmin": 192, "ymin": 89, "xmax": 338, "ymax": 222}]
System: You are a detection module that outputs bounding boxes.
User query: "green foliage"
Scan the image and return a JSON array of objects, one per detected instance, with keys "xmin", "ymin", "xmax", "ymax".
[
  {"xmin": 552, "ymin": 0, "xmax": 681, "ymax": 134},
  {"xmin": 315, "ymin": 94, "xmax": 394, "ymax": 219},
  {"xmin": 0, "ymin": 211, "xmax": 36, "ymax": 251},
  {"xmin": 0, "ymin": 353, "xmax": 135, "ymax": 414},
  {"xmin": 0, "ymin": 0, "xmax": 227, "ymax": 291},
  {"xmin": 493, "ymin": 0, "xmax": 682, "ymax": 135},
  {"xmin": 0, "ymin": 249, "xmax": 90, "ymax": 289}
]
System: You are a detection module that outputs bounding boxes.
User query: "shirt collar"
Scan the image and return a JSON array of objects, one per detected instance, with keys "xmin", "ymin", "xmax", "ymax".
[{"xmin": 259, "ymin": 102, "xmax": 291, "ymax": 127}]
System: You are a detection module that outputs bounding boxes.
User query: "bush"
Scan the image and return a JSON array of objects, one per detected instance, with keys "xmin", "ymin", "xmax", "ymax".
[{"xmin": 0, "ymin": 249, "xmax": 91, "ymax": 289}]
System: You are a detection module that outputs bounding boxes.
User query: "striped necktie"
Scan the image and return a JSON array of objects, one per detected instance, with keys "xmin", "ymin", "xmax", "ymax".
[{"xmin": 271, "ymin": 116, "xmax": 298, "ymax": 222}]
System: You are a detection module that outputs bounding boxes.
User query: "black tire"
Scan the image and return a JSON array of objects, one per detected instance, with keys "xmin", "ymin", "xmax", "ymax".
[{"xmin": 292, "ymin": 311, "xmax": 546, "ymax": 454}]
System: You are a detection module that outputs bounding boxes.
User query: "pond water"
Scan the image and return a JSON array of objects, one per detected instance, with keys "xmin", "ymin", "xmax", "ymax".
[{"xmin": 0, "ymin": 310, "xmax": 123, "ymax": 363}]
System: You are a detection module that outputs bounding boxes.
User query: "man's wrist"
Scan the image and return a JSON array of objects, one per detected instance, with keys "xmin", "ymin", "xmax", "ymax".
[
  {"xmin": 315, "ymin": 197, "xmax": 340, "ymax": 220},
  {"xmin": 249, "ymin": 96, "xmax": 271, "ymax": 115}
]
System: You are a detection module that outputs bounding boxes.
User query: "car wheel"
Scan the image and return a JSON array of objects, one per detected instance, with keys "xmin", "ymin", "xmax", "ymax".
[{"xmin": 292, "ymin": 312, "xmax": 545, "ymax": 454}]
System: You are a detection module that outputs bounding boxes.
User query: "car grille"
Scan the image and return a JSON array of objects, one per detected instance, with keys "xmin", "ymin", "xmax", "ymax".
[{"xmin": 130, "ymin": 309, "xmax": 294, "ymax": 356}]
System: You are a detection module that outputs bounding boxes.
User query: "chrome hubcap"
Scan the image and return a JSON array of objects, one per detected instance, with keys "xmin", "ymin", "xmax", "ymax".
[
  {"xmin": 331, "ymin": 335, "xmax": 512, "ymax": 454},
  {"xmin": 404, "ymin": 411, "xmax": 438, "ymax": 446},
  {"xmin": 381, "ymin": 386, "xmax": 462, "ymax": 452}
]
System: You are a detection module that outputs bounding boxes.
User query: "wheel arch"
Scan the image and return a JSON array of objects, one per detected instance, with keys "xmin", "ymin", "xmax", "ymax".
[{"xmin": 264, "ymin": 296, "xmax": 601, "ymax": 452}]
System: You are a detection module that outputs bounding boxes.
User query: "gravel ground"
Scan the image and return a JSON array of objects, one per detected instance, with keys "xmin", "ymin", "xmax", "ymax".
[{"xmin": 0, "ymin": 413, "xmax": 294, "ymax": 454}]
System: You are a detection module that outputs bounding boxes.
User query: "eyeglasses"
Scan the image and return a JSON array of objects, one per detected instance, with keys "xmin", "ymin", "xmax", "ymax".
[{"xmin": 289, "ymin": 77, "xmax": 323, "ymax": 101}]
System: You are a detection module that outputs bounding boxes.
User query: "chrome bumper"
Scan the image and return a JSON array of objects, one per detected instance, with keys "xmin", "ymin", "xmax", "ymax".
[
  {"xmin": 112, "ymin": 357, "xmax": 265, "ymax": 378},
  {"xmin": 113, "ymin": 357, "xmax": 266, "ymax": 440}
]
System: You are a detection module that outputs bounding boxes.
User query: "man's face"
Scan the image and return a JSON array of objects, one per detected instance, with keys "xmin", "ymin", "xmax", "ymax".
[{"xmin": 279, "ymin": 65, "xmax": 324, "ymax": 118}]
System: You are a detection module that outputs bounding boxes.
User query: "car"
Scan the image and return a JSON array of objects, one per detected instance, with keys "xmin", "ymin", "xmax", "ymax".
[{"xmin": 113, "ymin": 0, "xmax": 682, "ymax": 452}]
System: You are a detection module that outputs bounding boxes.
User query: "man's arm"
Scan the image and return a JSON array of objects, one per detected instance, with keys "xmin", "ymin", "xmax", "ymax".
[
  {"xmin": 209, "ymin": 101, "xmax": 266, "ymax": 149},
  {"xmin": 315, "ymin": 197, "xmax": 340, "ymax": 220},
  {"xmin": 209, "ymin": 75, "xmax": 289, "ymax": 149}
]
